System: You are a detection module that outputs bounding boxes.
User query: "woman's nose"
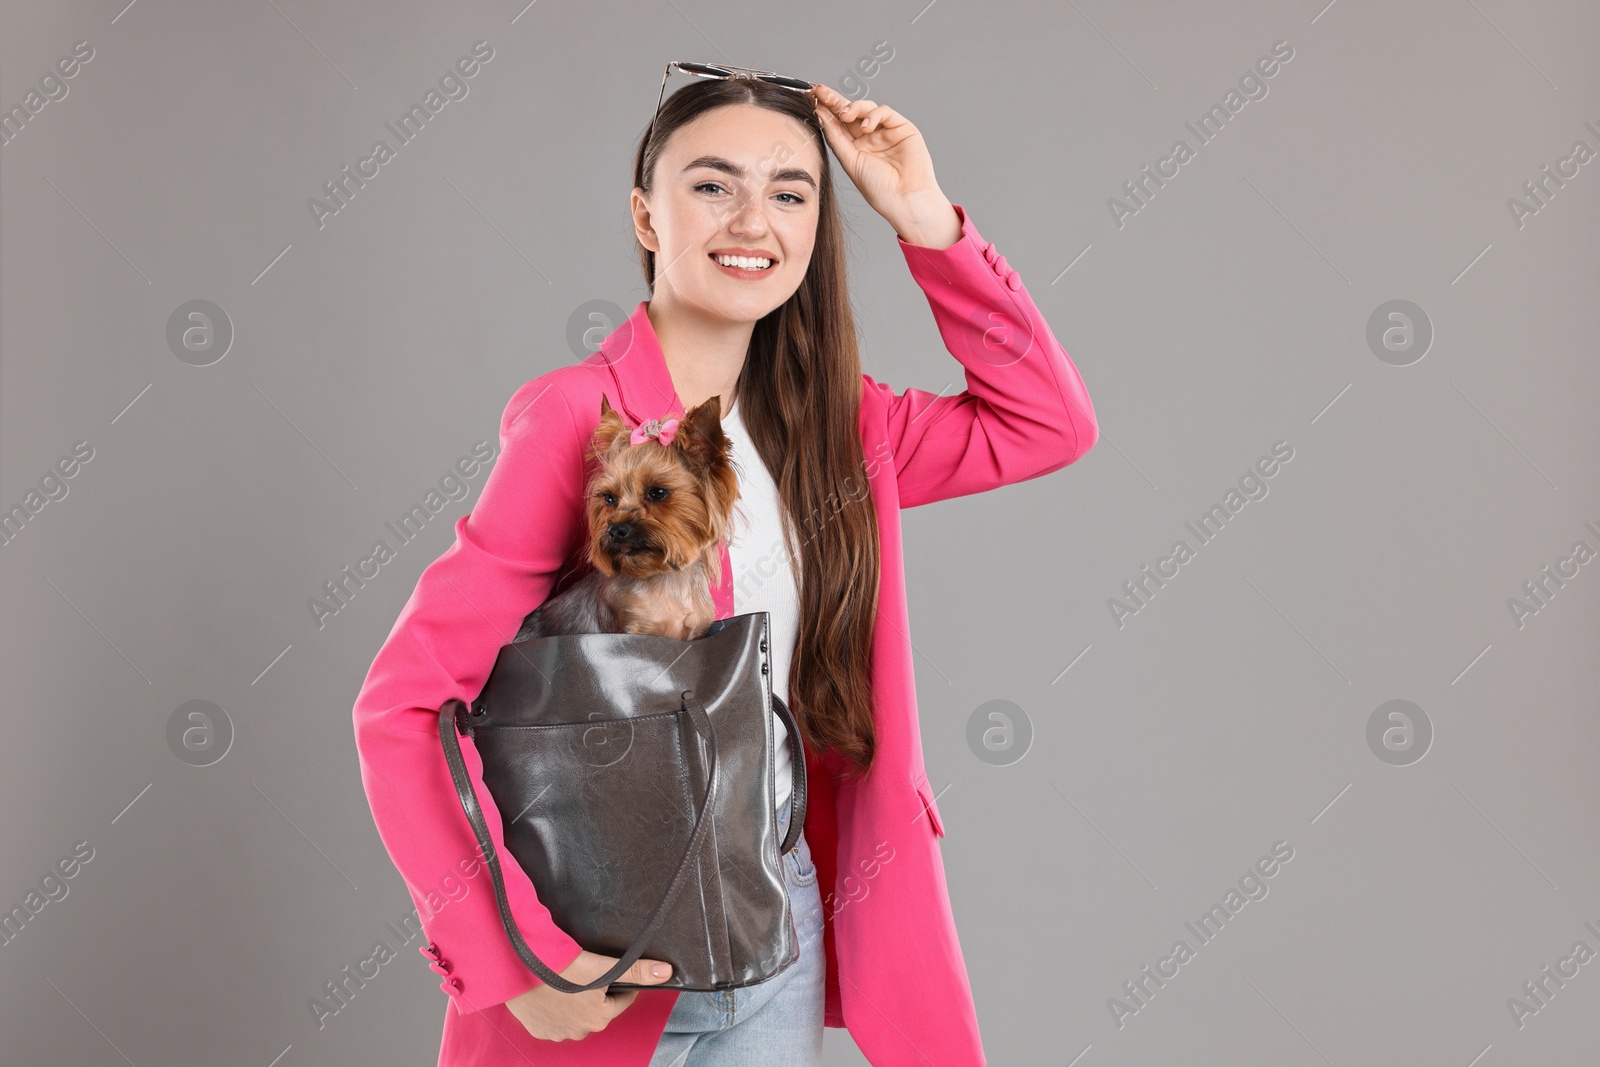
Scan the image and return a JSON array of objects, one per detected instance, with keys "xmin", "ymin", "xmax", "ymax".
[{"xmin": 723, "ymin": 187, "xmax": 769, "ymax": 233}]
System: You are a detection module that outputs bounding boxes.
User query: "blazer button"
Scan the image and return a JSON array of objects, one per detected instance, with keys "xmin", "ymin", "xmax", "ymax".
[
  {"xmin": 420, "ymin": 943, "xmax": 441, "ymax": 962},
  {"xmin": 982, "ymin": 242, "xmax": 997, "ymax": 263},
  {"xmin": 441, "ymin": 977, "xmax": 463, "ymax": 995},
  {"xmin": 1006, "ymin": 271, "xmax": 1023, "ymax": 291},
  {"xmin": 992, "ymin": 254, "xmax": 1010, "ymax": 276},
  {"xmin": 428, "ymin": 960, "xmax": 452, "ymax": 976}
]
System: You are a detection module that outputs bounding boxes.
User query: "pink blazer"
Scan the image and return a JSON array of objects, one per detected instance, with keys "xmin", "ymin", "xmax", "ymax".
[{"xmin": 352, "ymin": 204, "xmax": 1098, "ymax": 1066}]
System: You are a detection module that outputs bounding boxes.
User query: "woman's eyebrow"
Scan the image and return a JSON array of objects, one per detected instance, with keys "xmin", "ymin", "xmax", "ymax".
[{"xmin": 682, "ymin": 155, "xmax": 817, "ymax": 190}]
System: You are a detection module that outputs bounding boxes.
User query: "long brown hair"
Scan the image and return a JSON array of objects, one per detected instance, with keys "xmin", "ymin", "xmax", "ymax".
[{"xmin": 632, "ymin": 77, "xmax": 880, "ymax": 775}]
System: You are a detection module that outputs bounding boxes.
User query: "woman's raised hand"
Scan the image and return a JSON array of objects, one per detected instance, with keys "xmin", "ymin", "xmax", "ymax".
[
  {"xmin": 811, "ymin": 82, "xmax": 961, "ymax": 249},
  {"xmin": 504, "ymin": 949, "xmax": 674, "ymax": 1041}
]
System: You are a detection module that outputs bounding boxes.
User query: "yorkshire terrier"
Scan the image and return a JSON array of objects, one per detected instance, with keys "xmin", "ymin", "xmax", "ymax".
[{"xmin": 514, "ymin": 394, "xmax": 740, "ymax": 642}]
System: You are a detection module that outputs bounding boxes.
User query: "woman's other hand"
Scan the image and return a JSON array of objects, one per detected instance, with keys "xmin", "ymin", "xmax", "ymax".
[
  {"xmin": 811, "ymin": 81, "xmax": 961, "ymax": 249},
  {"xmin": 504, "ymin": 950, "xmax": 674, "ymax": 1041}
]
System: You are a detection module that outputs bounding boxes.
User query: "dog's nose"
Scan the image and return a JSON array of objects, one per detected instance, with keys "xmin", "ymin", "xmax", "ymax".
[{"xmin": 609, "ymin": 522, "xmax": 633, "ymax": 541}]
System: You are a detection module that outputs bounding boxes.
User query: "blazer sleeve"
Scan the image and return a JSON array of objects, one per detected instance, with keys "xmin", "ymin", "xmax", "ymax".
[
  {"xmin": 867, "ymin": 203, "xmax": 1098, "ymax": 509},
  {"xmin": 351, "ymin": 376, "xmax": 588, "ymax": 1015}
]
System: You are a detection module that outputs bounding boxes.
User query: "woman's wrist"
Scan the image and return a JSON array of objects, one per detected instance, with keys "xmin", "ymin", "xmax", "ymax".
[{"xmin": 890, "ymin": 189, "xmax": 962, "ymax": 250}]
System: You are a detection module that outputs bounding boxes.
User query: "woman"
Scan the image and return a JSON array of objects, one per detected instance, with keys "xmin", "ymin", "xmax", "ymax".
[{"xmin": 352, "ymin": 68, "xmax": 1097, "ymax": 1066}]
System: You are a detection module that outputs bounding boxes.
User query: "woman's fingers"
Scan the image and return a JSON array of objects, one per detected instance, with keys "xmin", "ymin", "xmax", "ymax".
[
  {"xmin": 620, "ymin": 959, "xmax": 672, "ymax": 985},
  {"xmin": 818, "ymin": 90, "xmax": 904, "ymax": 138},
  {"xmin": 603, "ymin": 987, "xmax": 641, "ymax": 1020},
  {"xmin": 813, "ymin": 89, "xmax": 849, "ymax": 133},
  {"xmin": 813, "ymin": 84, "xmax": 876, "ymax": 129},
  {"xmin": 841, "ymin": 99, "xmax": 878, "ymax": 128},
  {"xmin": 811, "ymin": 81, "xmax": 849, "ymax": 112},
  {"xmin": 855, "ymin": 104, "xmax": 903, "ymax": 134},
  {"xmin": 814, "ymin": 98, "xmax": 859, "ymax": 163},
  {"xmin": 811, "ymin": 84, "xmax": 919, "ymax": 191}
]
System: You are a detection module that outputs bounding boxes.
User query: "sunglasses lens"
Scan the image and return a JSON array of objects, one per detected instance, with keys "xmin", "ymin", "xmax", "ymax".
[
  {"xmin": 679, "ymin": 62, "xmax": 732, "ymax": 78},
  {"xmin": 762, "ymin": 75, "xmax": 813, "ymax": 91}
]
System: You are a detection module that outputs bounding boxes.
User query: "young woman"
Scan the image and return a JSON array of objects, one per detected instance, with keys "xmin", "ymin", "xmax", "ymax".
[{"xmin": 352, "ymin": 67, "xmax": 1097, "ymax": 1067}]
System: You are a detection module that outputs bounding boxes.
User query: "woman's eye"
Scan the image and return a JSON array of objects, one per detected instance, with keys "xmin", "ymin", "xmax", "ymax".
[
  {"xmin": 693, "ymin": 182, "xmax": 803, "ymax": 206},
  {"xmin": 646, "ymin": 487, "xmax": 669, "ymax": 502}
]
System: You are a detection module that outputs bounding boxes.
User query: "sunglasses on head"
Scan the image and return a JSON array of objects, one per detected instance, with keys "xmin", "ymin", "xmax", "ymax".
[{"xmin": 650, "ymin": 61, "xmax": 815, "ymax": 141}]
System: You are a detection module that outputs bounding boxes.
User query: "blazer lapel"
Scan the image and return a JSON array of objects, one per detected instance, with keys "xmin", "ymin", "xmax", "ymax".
[{"xmin": 587, "ymin": 300, "xmax": 683, "ymax": 425}]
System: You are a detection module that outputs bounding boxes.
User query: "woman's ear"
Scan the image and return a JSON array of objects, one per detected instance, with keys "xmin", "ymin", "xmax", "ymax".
[{"xmin": 630, "ymin": 188, "xmax": 659, "ymax": 254}]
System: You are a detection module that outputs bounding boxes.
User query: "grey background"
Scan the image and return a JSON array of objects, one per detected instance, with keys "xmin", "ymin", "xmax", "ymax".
[{"xmin": 3, "ymin": 0, "xmax": 1597, "ymax": 1064}]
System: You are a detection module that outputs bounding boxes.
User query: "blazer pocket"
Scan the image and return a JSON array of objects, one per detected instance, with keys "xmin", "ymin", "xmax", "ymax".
[{"xmin": 914, "ymin": 777, "xmax": 946, "ymax": 838}]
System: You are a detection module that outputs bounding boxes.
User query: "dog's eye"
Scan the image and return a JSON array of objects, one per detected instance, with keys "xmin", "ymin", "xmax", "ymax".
[
  {"xmin": 646, "ymin": 486, "xmax": 669, "ymax": 503},
  {"xmin": 600, "ymin": 492, "xmax": 617, "ymax": 507}
]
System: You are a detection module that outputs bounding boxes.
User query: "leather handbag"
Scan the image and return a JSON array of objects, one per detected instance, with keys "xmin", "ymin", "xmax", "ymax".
[{"xmin": 437, "ymin": 611, "xmax": 808, "ymax": 994}]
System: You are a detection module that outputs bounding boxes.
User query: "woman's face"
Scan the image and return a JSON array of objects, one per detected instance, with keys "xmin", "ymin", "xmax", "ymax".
[{"xmin": 632, "ymin": 102, "xmax": 824, "ymax": 324}]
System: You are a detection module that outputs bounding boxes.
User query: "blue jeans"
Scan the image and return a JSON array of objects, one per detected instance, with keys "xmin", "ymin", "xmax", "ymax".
[{"xmin": 647, "ymin": 795, "xmax": 825, "ymax": 1066}]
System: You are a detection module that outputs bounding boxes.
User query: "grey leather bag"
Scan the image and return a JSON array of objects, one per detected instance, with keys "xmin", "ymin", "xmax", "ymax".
[{"xmin": 437, "ymin": 611, "xmax": 808, "ymax": 994}]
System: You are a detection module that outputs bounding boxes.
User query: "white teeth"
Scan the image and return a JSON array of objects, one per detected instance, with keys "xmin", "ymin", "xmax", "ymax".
[{"xmin": 715, "ymin": 255, "xmax": 772, "ymax": 270}]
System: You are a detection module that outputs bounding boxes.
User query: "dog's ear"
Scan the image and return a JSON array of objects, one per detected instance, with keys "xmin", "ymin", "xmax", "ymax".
[
  {"xmin": 676, "ymin": 396, "xmax": 741, "ymax": 548},
  {"xmin": 673, "ymin": 396, "xmax": 730, "ymax": 471},
  {"xmin": 590, "ymin": 394, "xmax": 631, "ymax": 458}
]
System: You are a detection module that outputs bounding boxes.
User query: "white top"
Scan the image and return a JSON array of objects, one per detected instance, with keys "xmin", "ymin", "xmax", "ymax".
[{"xmin": 723, "ymin": 397, "xmax": 798, "ymax": 812}]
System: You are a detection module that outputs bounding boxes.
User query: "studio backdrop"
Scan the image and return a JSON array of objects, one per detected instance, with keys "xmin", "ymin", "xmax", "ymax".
[{"xmin": 2, "ymin": 0, "xmax": 1597, "ymax": 1064}]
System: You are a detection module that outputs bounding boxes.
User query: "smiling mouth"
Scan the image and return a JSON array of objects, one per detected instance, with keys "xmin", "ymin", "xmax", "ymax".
[{"xmin": 709, "ymin": 253, "xmax": 776, "ymax": 274}]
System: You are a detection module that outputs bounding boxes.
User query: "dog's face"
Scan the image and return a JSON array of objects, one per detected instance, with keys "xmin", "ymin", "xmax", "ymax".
[{"xmin": 583, "ymin": 395, "xmax": 740, "ymax": 580}]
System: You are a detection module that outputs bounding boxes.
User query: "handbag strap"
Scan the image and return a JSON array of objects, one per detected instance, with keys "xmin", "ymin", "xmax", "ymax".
[
  {"xmin": 436, "ymin": 689, "xmax": 720, "ymax": 995},
  {"xmin": 771, "ymin": 695, "xmax": 807, "ymax": 856}
]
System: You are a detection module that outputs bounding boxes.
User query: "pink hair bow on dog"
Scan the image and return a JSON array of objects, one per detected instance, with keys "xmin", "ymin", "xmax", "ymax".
[{"xmin": 630, "ymin": 417, "xmax": 679, "ymax": 447}]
